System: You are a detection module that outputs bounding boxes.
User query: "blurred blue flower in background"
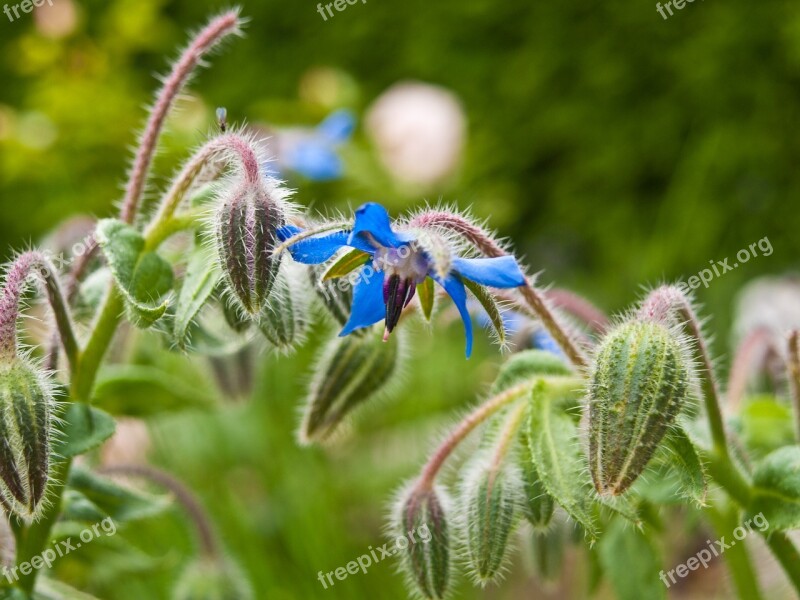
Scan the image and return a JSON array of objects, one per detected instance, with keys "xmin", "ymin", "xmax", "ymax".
[{"xmin": 266, "ymin": 109, "xmax": 356, "ymax": 181}]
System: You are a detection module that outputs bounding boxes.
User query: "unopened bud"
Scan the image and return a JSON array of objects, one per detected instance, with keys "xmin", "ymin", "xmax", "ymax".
[
  {"xmin": 395, "ymin": 484, "xmax": 451, "ymax": 600},
  {"xmin": 214, "ymin": 179, "xmax": 284, "ymax": 315},
  {"xmin": 461, "ymin": 458, "xmax": 520, "ymax": 584},
  {"xmin": 300, "ymin": 328, "xmax": 401, "ymax": 443},
  {"xmin": 518, "ymin": 431, "xmax": 554, "ymax": 529},
  {"xmin": 0, "ymin": 358, "xmax": 54, "ymax": 521},
  {"xmin": 588, "ymin": 320, "xmax": 690, "ymax": 496},
  {"xmin": 257, "ymin": 263, "xmax": 310, "ymax": 352}
]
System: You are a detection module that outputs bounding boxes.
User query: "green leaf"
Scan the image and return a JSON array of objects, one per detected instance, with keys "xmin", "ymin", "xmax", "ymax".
[
  {"xmin": 92, "ymin": 364, "xmax": 216, "ymax": 417},
  {"xmin": 598, "ymin": 517, "xmax": 665, "ymax": 600},
  {"xmin": 35, "ymin": 579, "xmax": 103, "ymax": 600},
  {"xmin": 527, "ymin": 380, "xmax": 597, "ymax": 540},
  {"xmin": 663, "ymin": 425, "xmax": 707, "ymax": 508},
  {"xmin": 322, "ymin": 248, "xmax": 370, "ymax": 280},
  {"xmin": 55, "ymin": 403, "xmax": 116, "ymax": 459},
  {"xmin": 463, "ymin": 277, "xmax": 505, "ymax": 346},
  {"xmin": 748, "ymin": 446, "xmax": 800, "ymax": 532},
  {"xmin": 67, "ymin": 466, "xmax": 172, "ymax": 524},
  {"xmin": 95, "ymin": 219, "xmax": 174, "ymax": 328},
  {"xmin": 738, "ymin": 395, "xmax": 796, "ymax": 459},
  {"xmin": 417, "ymin": 276, "xmax": 435, "ymax": 321},
  {"xmin": 173, "ymin": 243, "xmax": 221, "ymax": 348}
]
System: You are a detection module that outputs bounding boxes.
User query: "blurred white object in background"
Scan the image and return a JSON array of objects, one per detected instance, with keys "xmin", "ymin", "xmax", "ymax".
[
  {"xmin": 366, "ymin": 81, "xmax": 466, "ymax": 187},
  {"xmin": 734, "ymin": 275, "xmax": 800, "ymax": 358}
]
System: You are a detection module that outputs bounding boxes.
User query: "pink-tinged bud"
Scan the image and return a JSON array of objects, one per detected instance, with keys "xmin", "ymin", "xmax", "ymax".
[
  {"xmin": 0, "ymin": 357, "xmax": 55, "ymax": 521},
  {"xmin": 215, "ymin": 178, "xmax": 285, "ymax": 315}
]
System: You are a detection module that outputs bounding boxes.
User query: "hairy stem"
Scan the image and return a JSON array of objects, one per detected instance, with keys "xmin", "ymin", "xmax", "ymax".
[
  {"xmin": 0, "ymin": 251, "xmax": 79, "ymax": 374},
  {"xmin": 638, "ymin": 285, "xmax": 728, "ymax": 458},
  {"xmin": 408, "ymin": 210, "xmax": 588, "ymax": 368},
  {"xmin": 788, "ymin": 331, "xmax": 800, "ymax": 443},
  {"xmin": 418, "ymin": 377, "xmax": 580, "ymax": 490},
  {"xmin": 490, "ymin": 402, "xmax": 528, "ymax": 474},
  {"xmin": 120, "ymin": 10, "xmax": 242, "ymax": 225},
  {"xmin": 144, "ymin": 133, "xmax": 262, "ymax": 241}
]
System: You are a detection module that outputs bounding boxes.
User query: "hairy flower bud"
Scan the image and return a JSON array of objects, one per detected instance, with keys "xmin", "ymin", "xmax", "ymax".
[
  {"xmin": 257, "ymin": 263, "xmax": 310, "ymax": 352},
  {"xmin": 518, "ymin": 431, "xmax": 554, "ymax": 529},
  {"xmin": 588, "ymin": 320, "xmax": 690, "ymax": 496},
  {"xmin": 300, "ymin": 327, "xmax": 401, "ymax": 443},
  {"xmin": 395, "ymin": 484, "xmax": 451, "ymax": 600},
  {"xmin": 461, "ymin": 458, "xmax": 520, "ymax": 584},
  {"xmin": 0, "ymin": 358, "xmax": 54, "ymax": 520},
  {"xmin": 214, "ymin": 178, "xmax": 284, "ymax": 316}
]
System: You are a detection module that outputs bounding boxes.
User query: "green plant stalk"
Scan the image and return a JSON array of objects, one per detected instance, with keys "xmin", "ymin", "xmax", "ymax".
[{"xmin": 706, "ymin": 504, "xmax": 764, "ymax": 600}]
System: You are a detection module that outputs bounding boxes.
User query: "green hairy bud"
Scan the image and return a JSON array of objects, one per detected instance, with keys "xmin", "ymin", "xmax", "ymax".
[
  {"xmin": 588, "ymin": 320, "xmax": 691, "ymax": 496},
  {"xmin": 173, "ymin": 557, "xmax": 253, "ymax": 600},
  {"xmin": 257, "ymin": 263, "xmax": 310, "ymax": 352},
  {"xmin": 518, "ymin": 431, "xmax": 554, "ymax": 529},
  {"xmin": 461, "ymin": 457, "xmax": 520, "ymax": 584},
  {"xmin": 0, "ymin": 358, "xmax": 55, "ymax": 521},
  {"xmin": 215, "ymin": 178, "xmax": 284, "ymax": 316},
  {"xmin": 300, "ymin": 328, "xmax": 401, "ymax": 443},
  {"xmin": 396, "ymin": 484, "xmax": 451, "ymax": 600}
]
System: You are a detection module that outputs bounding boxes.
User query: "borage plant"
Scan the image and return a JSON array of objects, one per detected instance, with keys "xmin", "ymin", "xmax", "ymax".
[{"xmin": 1, "ymin": 9, "xmax": 799, "ymax": 600}]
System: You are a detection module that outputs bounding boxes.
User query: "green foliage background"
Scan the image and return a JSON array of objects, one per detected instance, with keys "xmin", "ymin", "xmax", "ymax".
[{"xmin": 0, "ymin": 0, "xmax": 798, "ymax": 597}]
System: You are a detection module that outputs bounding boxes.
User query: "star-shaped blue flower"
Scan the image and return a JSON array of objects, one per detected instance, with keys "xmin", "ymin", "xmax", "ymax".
[{"xmin": 278, "ymin": 203, "xmax": 526, "ymax": 357}]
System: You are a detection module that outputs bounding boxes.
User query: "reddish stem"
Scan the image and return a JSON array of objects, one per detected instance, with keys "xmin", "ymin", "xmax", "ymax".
[
  {"xmin": 726, "ymin": 327, "xmax": 776, "ymax": 411},
  {"xmin": 119, "ymin": 10, "xmax": 241, "ymax": 225},
  {"xmin": 409, "ymin": 210, "xmax": 588, "ymax": 368}
]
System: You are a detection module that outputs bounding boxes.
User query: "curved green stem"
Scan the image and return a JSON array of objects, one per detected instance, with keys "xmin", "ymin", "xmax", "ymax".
[{"xmin": 764, "ymin": 532, "xmax": 800, "ymax": 592}]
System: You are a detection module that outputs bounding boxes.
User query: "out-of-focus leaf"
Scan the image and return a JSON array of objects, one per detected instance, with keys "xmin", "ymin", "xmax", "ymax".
[
  {"xmin": 738, "ymin": 395, "xmax": 795, "ymax": 459},
  {"xmin": 598, "ymin": 517, "xmax": 665, "ymax": 600},
  {"xmin": 93, "ymin": 364, "xmax": 216, "ymax": 417},
  {"xmin": 748, "ymin": 446, "xmax": 800, "ymax": 531},
  {"xmin": 55, "ymin": 403, "xmax": 116, "ymax": 459},
  {"xmin": 67, "ymin": 466, "xmax": 172, "ymax": 524}
]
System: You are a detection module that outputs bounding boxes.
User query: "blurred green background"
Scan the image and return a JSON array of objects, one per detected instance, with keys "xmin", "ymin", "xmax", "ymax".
[{"xmin": 1, "ymin": 0, "xmax": 799, "ymax": 598}]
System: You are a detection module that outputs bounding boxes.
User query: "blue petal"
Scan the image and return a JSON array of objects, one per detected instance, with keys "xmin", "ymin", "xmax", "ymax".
[
  {"xmin": 276, "ymin": 225, "xmax": 350, "ymax": 264},
  {"xmin": 435, "ymin": 274, "xmax": 474, "ymax": 358},
  {"xmin": 317, "ymin": 109, "xmax": 356, "ymax": 144},
  {"xmin": 286, "ymin": 140, "xmax": 342, "ymax": 181},
  {"xmin": 532, "ymin": 328, "xmax": 565, "ymax": 358},
  {"xmin": 340, "ymin": 269, "xmax": 386, "ymax": 336},
  {"xmin": 348, "ymin": 203, "xmax": 415, "ymax": 249},
  {"xmin": 452, "ymin": 256, "xmax": 526, "ymax": 288}
]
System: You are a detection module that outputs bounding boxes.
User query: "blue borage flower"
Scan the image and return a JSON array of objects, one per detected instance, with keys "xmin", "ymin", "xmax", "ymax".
[{"xmin": 278, "ymin": 203, "xmax": 526, "ymax": 357}]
